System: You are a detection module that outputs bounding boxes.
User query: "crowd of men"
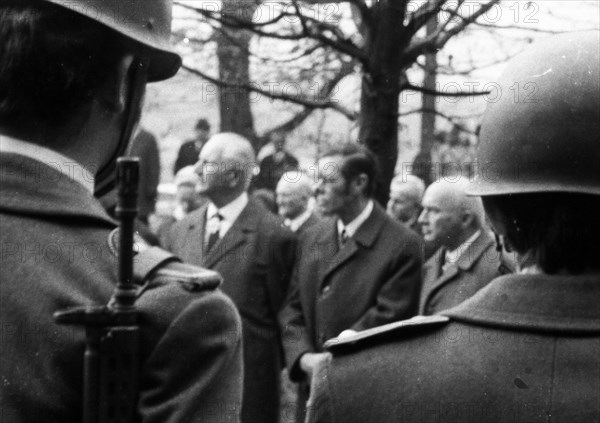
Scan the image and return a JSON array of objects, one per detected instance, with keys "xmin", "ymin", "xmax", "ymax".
[{"xmin": 1, "ymin": 1, "xmax": 598, "ymax": 423}]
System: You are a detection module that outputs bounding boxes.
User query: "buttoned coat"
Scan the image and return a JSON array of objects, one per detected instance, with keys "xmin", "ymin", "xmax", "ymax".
[
  {"xmin": 0, "ymin": 154, "xmax": 243, "ymax": 423},
  {"xmin": 279, "ymin": 203, "xmax": 423, "ymax": 381},
  {"xmin": 419, "ymin": 230, "xmax": 501, "ymax": 315},
  {"xmin": 307, "ymin": 273, "xmax": 600, "ymax": 423},
  {"xmin": 165, "ymin": 198, "xmax": 296, "ymax": 423}
]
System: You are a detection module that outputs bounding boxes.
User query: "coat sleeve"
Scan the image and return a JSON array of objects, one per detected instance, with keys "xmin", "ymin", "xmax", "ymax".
[
  {"xmin": 305, "ymin": 353, "xmax": 335, "ymax": 423},
  {"xmin": 137, "ymin": 287, "xmax": 243, "ymax": 423},
  {"xmin": 350, "ymin": 231, "xmax": 423, "ymax": 331},
  {"xmin": 265, "ymin": 226, "xmax": 297, "ymax": 317},
  {"xmin": 278, "ymin": 237, "xmax": 315, "ymax": 381}
]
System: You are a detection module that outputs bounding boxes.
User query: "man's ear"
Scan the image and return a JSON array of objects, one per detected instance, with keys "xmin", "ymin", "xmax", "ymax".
[
  {"xmin": 352, "ymin": 173, "xmax": 369, "ymax": 195},
  {"xmin": 226, "ymin": 169, "xmax": 243, "ymax": 189},
  {"xmin": 98, "ymin": 54, "xmax": 136, "ymax": 113},
  {"xmin": 461, "ymin": 210, "xmax": 475, "ymax": 228}
]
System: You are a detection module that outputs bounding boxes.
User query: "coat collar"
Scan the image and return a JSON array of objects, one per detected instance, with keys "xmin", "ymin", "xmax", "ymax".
[
  {"xmin": 443, "ymin": 273, "xmax": 600, "ymax": 333},
  {"xmin": 420, "ymin": 231, "xmax": 495, "ymax": 312},
  {"xmin": 0, "ymin": 153, "xmax": 115, "ymax": 227},
  {"xmin": 424, "ymin": 230, "xmax": 494, "ymax": 281},
  {"xmin": 319, "ymin": 202, "xmax": 387, "ymax": 282},
  {"xmin": 197, "ymin": 197, "xmax": 262, "ymax": 268}
]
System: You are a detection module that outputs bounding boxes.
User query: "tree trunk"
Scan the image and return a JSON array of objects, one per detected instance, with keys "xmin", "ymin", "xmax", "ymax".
[
  {"xmin": 216, "ymin": 0, "xmax": 258, "ymax": 147},
  {"xmin": 359, "ymin": 0, "xmax": 408, "ymax": 206}
]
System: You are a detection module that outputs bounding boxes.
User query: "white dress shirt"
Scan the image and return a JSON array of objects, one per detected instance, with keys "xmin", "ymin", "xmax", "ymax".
[
  {"xmin": 443, "ymin": 229, "xmax": 482, "ymax": 270},
  {"xmin": 284, "ymin": 209, "xmax": 312, "ymax": 233},
  {"xmin": 205, "ymin": 192, "xmax": 249, "ymax": 243},
  {"xmin": 336, "ymin": 200, "xmax": 374, "ymax": 239}
]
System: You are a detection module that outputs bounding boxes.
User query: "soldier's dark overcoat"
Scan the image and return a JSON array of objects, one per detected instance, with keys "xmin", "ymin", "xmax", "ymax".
[
  {"xmin": 0, "ymin": 154, "xmax": 243, "ymax": 423},
  {"xmin": 307, "ymin": 273, "xmax": 600, "ymax": 423}
]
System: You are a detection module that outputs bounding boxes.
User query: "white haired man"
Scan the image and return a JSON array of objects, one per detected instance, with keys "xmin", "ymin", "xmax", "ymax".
[
  {"xmin": 165, "ymin": 132, "xmax": 296, "ymax": 423},
  {"xmin": 276, "ymin": 170, "xmax": 320, "ymax": 235}
]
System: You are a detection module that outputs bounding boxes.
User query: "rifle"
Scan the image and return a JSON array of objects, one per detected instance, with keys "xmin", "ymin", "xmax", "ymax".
[{"xmin": 55, "ymin": 157, "xmax": 140, "ymax": 423}]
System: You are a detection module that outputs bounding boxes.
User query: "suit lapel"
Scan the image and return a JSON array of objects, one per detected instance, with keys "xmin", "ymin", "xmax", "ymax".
[
  {"xmin": 422, "ymin": 231, "xmax": 494, "ymax": 308},
  {"xmin": 203, "ymin": 200, "xmax": 257, "ymax": 268},
  {"xmin": 319, "ymin": 204, "xmax": 385, "ymax": 285}
]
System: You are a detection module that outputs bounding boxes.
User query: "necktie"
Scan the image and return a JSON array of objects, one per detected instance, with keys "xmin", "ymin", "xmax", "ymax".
[
  {"xmin": 206, "ymin": 213, "xmax": 222, "ymax": 253},
  {"xmin": 441, "ymin": 250, "xmax": 452, "ymax": 275},
  {"xmin": 339, "ymin": 228, "xmax": 349, "ymax": 248}
]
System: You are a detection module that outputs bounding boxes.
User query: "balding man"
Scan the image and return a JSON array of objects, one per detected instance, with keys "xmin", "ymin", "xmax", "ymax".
[
  {"xmin": 276, "ymin": 170, "xmax": 320, "ymax": 234},
  {"xmin": 165, "ymin": 133, "xmax": 296, "ymax": 423},
  {"xmin": 417, "ymin": 179, "xmax": 504, "ymax": 315},
  {"xmin": 387, "ymin": 174, "xmax": 438, "ymax": 259}
]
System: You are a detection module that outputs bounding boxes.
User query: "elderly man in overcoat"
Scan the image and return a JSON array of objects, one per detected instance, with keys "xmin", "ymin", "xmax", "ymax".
[
  {"xmin": 165, "ymin": 133, "xmax": 296, "ymax": 423},
  {"xmin": 418, "ymin": 179, "xmax": 505, "ymax": 315}
]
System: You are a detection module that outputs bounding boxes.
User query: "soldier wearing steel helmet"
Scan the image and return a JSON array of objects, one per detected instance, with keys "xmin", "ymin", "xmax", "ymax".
[
  {"xmin": 304, "ymin": 31, "xmax": 600, "ymax": 423},
  {"xmin": 0, "ymin": 1, "xmax": 242, "ymax": 422}
]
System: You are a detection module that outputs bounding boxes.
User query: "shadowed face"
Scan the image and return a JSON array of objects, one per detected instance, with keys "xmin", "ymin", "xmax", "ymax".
[
  {"xmin": 314, "ymin": 155, "xmax": 351, "ymax": 217},
  {"xmin": 194, "ymin": 141, "xmax": 229, "ymax": 198},
  {"xmin": 386, "ymin": 190, "xmax": 420, "ymax": 224},
  {"xmin": 195, "ymin": 128, "xmax": 210, "ymax": 146},
  {"xmin": 271, "ymin": 131, "xmax": 286, "ymax": 152},
  {"xmin": 276, "ymin": 179, "xmax": 309, "ymax": 219}
]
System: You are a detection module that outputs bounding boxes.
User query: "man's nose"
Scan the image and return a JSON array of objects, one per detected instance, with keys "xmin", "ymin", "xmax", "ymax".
[
  {"xmin": 193, "ymin": 161, "xmax": 202, "ymax": 176},
  {"xmin": 313, "ymin": 180, "xmax": 323, "ymax": 196}
]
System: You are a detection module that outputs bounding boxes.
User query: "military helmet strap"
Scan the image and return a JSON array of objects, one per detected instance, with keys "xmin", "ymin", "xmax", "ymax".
[{"xmin": 94, "ymin": 58, "xmax": 148, "ymax": 200}]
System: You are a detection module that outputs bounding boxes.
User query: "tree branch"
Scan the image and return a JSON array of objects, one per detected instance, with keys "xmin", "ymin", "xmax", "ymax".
[
  {"xmin": 402, "ymin": 83, "xmax": 491, "ymax": 97},
  {"xmin": 400, "ymin": 108, "xmax": 480, "ymax": 134},
  {"xmin": 406, "ymin": 0, "xmax": 446, "ymax": 38},
  {"xmin": 404, "ymin": 0, "xmax": 500, "ymax": 63},
  {"xmin": 181, "ymin": 63, "xmax": 357, "ymax": 120},
  {"xmin": 290, "ymin": 0, "xmax": 368, "ymax": 62}
]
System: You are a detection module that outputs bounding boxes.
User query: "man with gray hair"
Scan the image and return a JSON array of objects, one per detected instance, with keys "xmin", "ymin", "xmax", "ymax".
[
  {"xmin": 276, "ymin": 170, "xmax": 319, "ymax": 234},
  {"xmin": 165, "ymin": 132, "xmax": 296, "ymax": 423},
  {"xmin": 417, "ymin": 179, "xmax": 503, "ymax": 315},
  {"xmin": 387, "ymin": 174, "xmax": 438, "ymax": 259},
  {"xmin": 386, "ymin": 174, "xmax": 425, "ymax": 232}
]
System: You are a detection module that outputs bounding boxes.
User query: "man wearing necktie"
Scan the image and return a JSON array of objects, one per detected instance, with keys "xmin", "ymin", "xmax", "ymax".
[
  {"xmin": 279, "ymin": 143, "xmax": 422, "ymax": 422},
  {"xmin": 164, "ymin": 133, "xmax": 296, "ymax": 423},
  {"xmin": 417, "ymin": 179, "xmax": 507, "ymax": 315}
]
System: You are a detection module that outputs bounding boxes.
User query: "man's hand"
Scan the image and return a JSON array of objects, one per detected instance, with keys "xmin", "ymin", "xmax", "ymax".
[
  {"xmin": 300, "ymin": 352, "xmax": 329, "ymax": 379},
  {"xmin": 337, "ymin": 329, "xmax": 358, "ymax": 339}
]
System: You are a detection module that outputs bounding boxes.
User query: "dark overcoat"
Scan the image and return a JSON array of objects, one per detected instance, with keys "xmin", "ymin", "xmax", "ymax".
[
  {"xmin": 279, "ymin": 203, "xmax": 423, "ymax": 381},
  {"xmin": 173, "ymin": 140, "xmax": 200, "ymax": 175},
  {"xmin": 419, "ymin": 230, "xmax": 501, "ymax": 315},
  {"xmin": 307, "ymin": 273, "xmax": 600, "ymax": 423},
  {"xmin": 0, "ymin": 154, "xmax": 243, "ymax": 423},
  {"xmin": 295, "ymin": 212, "xmax": 321, "ymax": 236},
  {"xmin": 165, "ymin": 198, "xmax": 296, "ymax": 423}
]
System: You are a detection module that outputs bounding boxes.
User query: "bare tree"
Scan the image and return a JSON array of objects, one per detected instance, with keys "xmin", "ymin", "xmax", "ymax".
[{"xmin": 173, "ymin": 0, "xmax": 597, "ymax": 203}]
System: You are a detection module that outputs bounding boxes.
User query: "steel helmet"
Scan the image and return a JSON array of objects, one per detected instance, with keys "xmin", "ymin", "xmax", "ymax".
[
  {"xmin": 469, "ymin": 31, "xmax": 600, "ymax": 196},
  {"xmin": 44, "ymin": 0, "xmax": 182, "ymax": 81}
]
